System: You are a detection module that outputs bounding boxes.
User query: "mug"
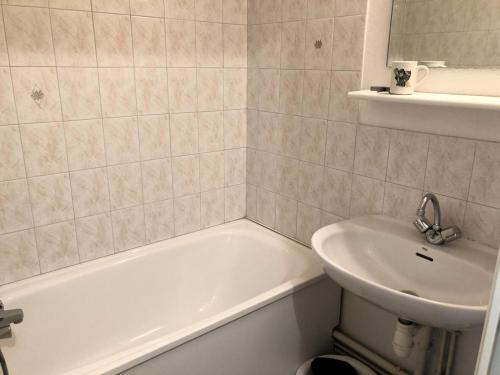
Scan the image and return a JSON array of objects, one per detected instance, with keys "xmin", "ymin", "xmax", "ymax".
[{"xmin": 390, "ymin": 61, "xmax": 430, "ymax": 95}]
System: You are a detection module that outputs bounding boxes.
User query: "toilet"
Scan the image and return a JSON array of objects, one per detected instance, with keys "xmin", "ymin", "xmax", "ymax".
[{"xmin": 296, "ymin": 355, "xmax": 377, "ymax": 375}]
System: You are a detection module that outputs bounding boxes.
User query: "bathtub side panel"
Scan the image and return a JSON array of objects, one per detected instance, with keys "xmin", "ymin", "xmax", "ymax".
[{"xmin": 122, "ymin": 278, "xmax": 341, "ymax": 375}]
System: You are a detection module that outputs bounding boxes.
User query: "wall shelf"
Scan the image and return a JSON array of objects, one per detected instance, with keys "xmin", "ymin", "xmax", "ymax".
[{"xmin": 348, "ymin": 90, "xmax": 500, "ymax": 111}]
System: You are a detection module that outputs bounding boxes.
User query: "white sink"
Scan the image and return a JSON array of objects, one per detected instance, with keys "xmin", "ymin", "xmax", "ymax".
[{"xmin": 312, "ymin": 215, "xmax": 496, "ymax": 330}]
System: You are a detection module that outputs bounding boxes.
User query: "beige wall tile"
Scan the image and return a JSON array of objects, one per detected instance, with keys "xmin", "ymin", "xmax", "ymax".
[
  {"xmin": 325, "ymin": 121, "xmax": 356, "ymax": 172},
  {"xmin": 3, "ymin": 6, "xmax": 55, "ymax": 66},
  {"xmin": 299, "ymin": 117, "xmax": 327, "ymax": 165},
  {"xmin": 201, "ymin": 188, "xmax": 224, "ymax": 228},
  {"xmin": 65, "ymin": 119, "xmax": 106, "ymax": 170},
  {"xmin": 198, "ymin": 111, "xmax": 224, "ymax": 152},
  {"xmin": 275, "ymin": 195, "xmax": 297, "ymax": 238},
  {"xmin": 302, "ymin": 70, "xmax": 330, "ymax": 118},
  {"xmin": 222, "ymin": 0, "xmax": 246, "ymax": 24},
  {"xmin": 282, "ymin": 0, "xmax": 307, "ymax": 21},
  {"xmin": 276, "ymin": 155, "xmax": 299, "ymax": 199},
  {"xmin": 0, "ymin": 126, "xmax": 26, "ymax": 181},
  {"xmin": 464, "ymin": 202, "xmax": 500, "ymax": 248},
  {"xmin": 279, "ymin": 70, "xmax": 303, "ymax": 115},
  {"xmin": 107, "ymin": 162, "xmax": 143, "ymax": 209},
  {"xmin": 196, "ymin": 21, "xmax": 223, "ymax": 67},
  {"xmin": 141, "ymin": 158, "xmax": 173, "ymax": 203},
  {"xmin": 103, "ymin": 116, "xmax": 140, "ymax": 165},
  {"xmin": 350, "ymin": 174, "xmax": 385, "ymax": 218},
  {"xmin": 225, "ymin": 184, "xmax": 245, "ymax": 221},
  {"xmin": 166, "ymin": 20, "xmax": 196, "ymax": 67},
  {"xmin": 246, "ymin": 183, "xmax": 257, "ymax": 219},
  {"xmin": 259, "ymin": 0, "xmax": 281, "ymax": 23},
  {"xmin": 36, "ymin": 220, "xmax": 79, "ymax": 272},
  {"xmin": 51, "ymin": 9, "xmax": 96, "ymax": 66},
  {"xmin": 144, "ymin": 199, "xmax": 174, "ymax": 243},
  {"xmin": 305, "ymin": 18, "xmax": 334, "ymax": 70},
  {"xmin": 50, "ymin": 0, "xmax": 92, "ymax": 11},
  {"xmin": 0, "ymin": 7, "xmax": 8, "ymax": 66},
  {"xmin": 0, "ymin": 68, "xmax": 17, "ymax": 125},
  {"xmin": 91, "ymin": 0, "xmax": 130, "ymax": 14},
  {"xmin": 0, "ymin": 229, "xmax": 39, "ymax": 285},
  {"xmin": 307, "ymin": 0, "xmax": 335, "ymax": 19},
  {"xmin": 135, "ymin": 68, "xmax": 169, "ymax": 115},
  {"xmin": 257, "ymin": 188, "xmax": 276, "ymax": 228},
  {"xmin": 0, "ymin": 179, "xmax": 33, "ymax": 235},
  {"xmin": 166, "ymin": 0, "xmax": 195, "ymax": 19},
  {"xmin": 469, "ymin": 141, "xmax": 500, "ymax": 209},
  {"xmin": 11, "ymin": 67, "xmax": 62, "ymax": 124},
  {"xmin": 196, "ymin": 0, "xmax": 222, "ymax": 22},
  {"xmin": 322, "ymin": 167, "xmax": 352, "ymax": 218},
  {"xmin": 223, "ymin": 24, "xmax": 247, "ymax": 68},
  {"xmin": 258, "ymin": 23, "xmax": 281, "ymax": 68},
  {"xmin": 383, "ymin": 183, "xmax": 422, "ymax": 223},
  {"xmin": 329, "ymin": 71, "xmax": 360, "ymax": 123},
  {"xmin": 174, "ymin": 194, "xmax": 201, "ymax": 235},
  {"xmin": 280, "ymin": 21, "xmax": 306, "ymax": 69},
  {"xmin": 28, "ymin": 173, "xmax": 74, "ymax": 226},
  {"xmin": 58, "ymin": 68, "xmax": 101, "ymax": 120},
  {"xmin": 197, "ymin": 68, "xmax": 223, "ymax": 111},
  {"xmin": 223, "ymin": 110, "xmax": 246, "ymax": 149},
  {"xmin": 278, "ymin": 114, "xmax": 301, "ymax": 158},
  {"xmin": 138, "ymin": 114, "xmax": 171, "ymax": 160},
  {"xmin": 425, "ymin": 136, "xmax": 475, "ymax": 200},
  {"xmin": 225, "ymin": 148, "xmax": 245, "ymax": 186},
  {"xmin": 258, "ymin": 69, "xmax": 280, "ymax": 112},
  {"xmin": 170, "ymin": 112, "xmax": 198, "ymax": 156},
  {"xmin": 131, "ymin": 0, "xmax": 164, "ymax": 17},
  {"xmin": 296, "ymin": 202, "xmax": 321, "ymax": 245},
  {"xmin": 298, "ymin": 161, "xmax": 324, "ymax": 207},
  {"xmin": 111, "ymin": 205, "xmax": 146, "ymax": 252},
  {"xmin": 200, "ymin": 151, "xmax": 224, "ymax": 191},
  {"xmin": 167, "ymin": 68, "xmax": 197, "ymax": 112},
  {"xmin": 132, "ymin": 16, "xmax": 166, "ymax": 67},
  {"xmin": 20, "ymin": 122, "xmax": 68, "ymax": 177},
  {"xmin": 332, "ymin": 15, "xmax": 365, "ymax": 70},
  {"xmin": 335, "ymin": 0, "xmax": 367, "ymax": 16},
  {"xmin": 223, "ymin": 68, "xmax": 246, "ymax": 109},
  {"xmin": 75, "ymin": 213, "xmax": 114, "ymax": 261},
  {"xmin": 354, "ymin": 125, "xmax": 390, "ymax": 180},
  {"xmin": 387, "ymin": 130, "xmax": 429, "ymax": 189},
  {"xmin": 93, "ymin": 13, "xmax": 133, "ymax": 67},
  {"xmin": 172, "ymin": 154, "xmax": 200, "ymax": 196},
  {"xmin": 98, "ymin": 68, "xmax": 137, "ymax": 117},
  {"xmin": 70, "ymin": 167, "xmax": 110, "ymax": 217}
]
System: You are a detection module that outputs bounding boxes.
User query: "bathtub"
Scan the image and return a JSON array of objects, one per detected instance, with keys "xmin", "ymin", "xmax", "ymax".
[{"xmin": 0, "ymin": 219, "xmax": 341, "ymax": 375}]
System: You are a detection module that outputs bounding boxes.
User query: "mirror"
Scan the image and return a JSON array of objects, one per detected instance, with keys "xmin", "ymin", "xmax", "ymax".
[{"xmin": 387, "ymin": 0, "xmax": 500, "ymax": 69}]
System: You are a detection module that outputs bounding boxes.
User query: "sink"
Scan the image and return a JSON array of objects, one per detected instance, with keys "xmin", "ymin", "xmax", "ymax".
[{"xmin": 312, "ymin": 215, "xmax": 496, "ymax": 330}]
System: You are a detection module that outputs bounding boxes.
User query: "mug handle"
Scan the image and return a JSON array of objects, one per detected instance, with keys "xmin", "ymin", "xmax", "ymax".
[{"xmin": 415, "ymin": 65, "xmax": 430, "ymax": 88}]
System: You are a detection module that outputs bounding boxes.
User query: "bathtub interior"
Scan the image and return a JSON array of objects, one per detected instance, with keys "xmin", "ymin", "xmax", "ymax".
[{"xmin": 0, "ymin": 220, "xmax": 324, "ymax": 375}]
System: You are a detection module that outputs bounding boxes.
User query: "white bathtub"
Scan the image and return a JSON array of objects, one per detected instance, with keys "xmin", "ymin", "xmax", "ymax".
[{"xmin": 0, "ymin": 220, "xmax": 340, "ymax": 375}]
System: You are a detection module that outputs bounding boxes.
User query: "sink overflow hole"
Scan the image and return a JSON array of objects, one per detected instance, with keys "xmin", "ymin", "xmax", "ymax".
[
  {"xmin": 416, "ymin": 252, "xmax": 434, "ymax": 262},
  {"xmin": 401, "ymin": 290, "xmax": 419, "ymax": 297}
]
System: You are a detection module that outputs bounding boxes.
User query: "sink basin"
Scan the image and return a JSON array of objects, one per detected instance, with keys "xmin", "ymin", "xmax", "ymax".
[{"xmin": 312, "ymin": 215, "xmax": 496, "ymax": 330}]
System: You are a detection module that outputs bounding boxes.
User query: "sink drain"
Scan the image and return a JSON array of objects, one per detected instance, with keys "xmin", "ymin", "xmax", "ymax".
[{"xmin": 400, "ymin": 290, "xmax": 419, "ymax": 297}]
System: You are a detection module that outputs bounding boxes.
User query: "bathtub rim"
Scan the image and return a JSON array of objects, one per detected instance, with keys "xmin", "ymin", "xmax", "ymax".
[{"xmin": 0, "ymin": 219, "xmax": 327, "ymax": 375}]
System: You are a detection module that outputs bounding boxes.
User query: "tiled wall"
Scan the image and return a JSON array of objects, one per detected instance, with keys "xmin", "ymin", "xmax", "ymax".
[
  {"xmin": 0, "ymin": 0, "xmax": 248, "ymax": 285},
  {"xmin": 245, "ymin": 0, "xmax": 500, "ymax": 251},
  {"xmin": 389, "ymin": 0, "xmax": 500, "ymax": 67}
]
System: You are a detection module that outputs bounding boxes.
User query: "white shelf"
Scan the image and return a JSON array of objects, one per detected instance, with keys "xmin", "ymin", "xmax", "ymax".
[{"xmin": 348, "ymin": 90, "xmax": 500, "ymax": 111}]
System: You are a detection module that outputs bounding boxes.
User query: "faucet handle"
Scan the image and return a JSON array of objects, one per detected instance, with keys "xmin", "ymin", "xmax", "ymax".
[
  {"xmin": 440, "ymin": 226, "xmax": 462, "ymax": 243},
  {"xmin": 414, "ymin": 216, "xmax": 432, "ymax": 233}
]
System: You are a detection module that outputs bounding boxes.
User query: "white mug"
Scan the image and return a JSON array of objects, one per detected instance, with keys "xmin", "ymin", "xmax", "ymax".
[{"xmin": 390, "ymin": 61, "xmax": 430, "ymax": 95}]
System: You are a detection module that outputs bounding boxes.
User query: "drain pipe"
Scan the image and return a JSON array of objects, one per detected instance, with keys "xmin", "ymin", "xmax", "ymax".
[
  {"xmin": 392, "ymin": 319, "xmax": 416, "ymax": 358},
  {"xmin": 333, "ymin": 330, "xmax": 411, "ymax": 375}
]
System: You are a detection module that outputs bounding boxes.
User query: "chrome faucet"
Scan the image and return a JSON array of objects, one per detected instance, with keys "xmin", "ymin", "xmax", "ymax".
[
  {"xmin": 414, "ymin": 193, "xmax": 462, "ymax": 245},
  {"xmin": 0, "ymin": 300, "xmax": 23, "ymax": 340}
]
